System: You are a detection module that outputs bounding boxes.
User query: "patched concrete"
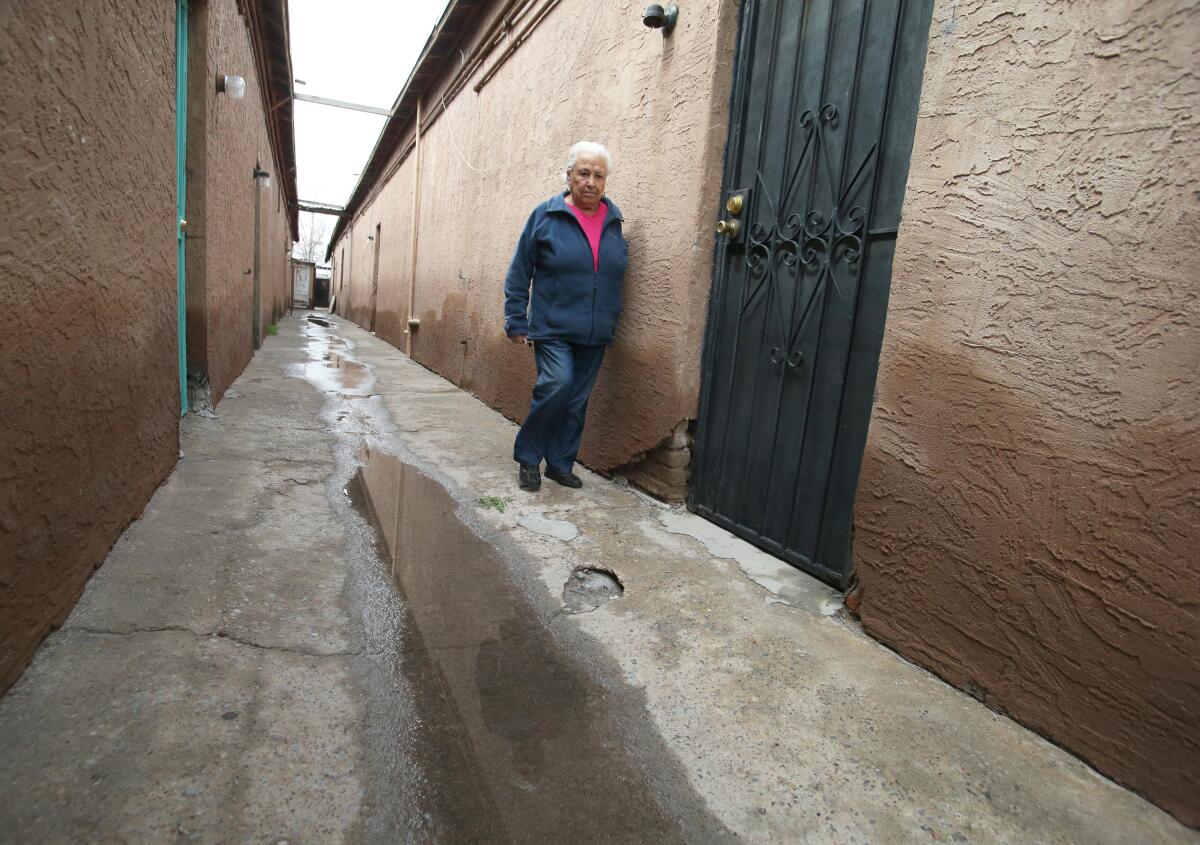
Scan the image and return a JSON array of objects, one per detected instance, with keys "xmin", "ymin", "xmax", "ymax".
[
  {"xmin": 657, "ymin": 508, "xmax": 842, "ymax": 615},
  {"xmin": 517, "ymin": 511, "xmax": 580, "ymax": 542}
]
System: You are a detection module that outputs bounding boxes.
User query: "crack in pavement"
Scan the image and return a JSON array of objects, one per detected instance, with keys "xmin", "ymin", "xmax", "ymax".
[{"xmin": 64, "ymin": 624, "xmax": 374, "ymax": 659}]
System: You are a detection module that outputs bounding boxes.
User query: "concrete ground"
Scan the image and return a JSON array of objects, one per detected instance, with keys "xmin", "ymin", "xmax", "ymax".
[{"xmin": 0, "ymin": 311, "xmax": 1194, "ymax": 844}]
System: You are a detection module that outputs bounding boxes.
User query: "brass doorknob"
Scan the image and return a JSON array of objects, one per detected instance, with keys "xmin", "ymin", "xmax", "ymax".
[{"xmin": 716, "ymin": 219, "xmax": 740, "ymax": 239}]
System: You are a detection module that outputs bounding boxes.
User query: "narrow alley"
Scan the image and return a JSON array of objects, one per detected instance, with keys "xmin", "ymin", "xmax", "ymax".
[
  {"xmin": 0, "ymin": 312, "xmax": 1191, "ymax": 843},
  {"xmin": 3, "ymin": 0, "xmax": 1198, "ymax": 841}
]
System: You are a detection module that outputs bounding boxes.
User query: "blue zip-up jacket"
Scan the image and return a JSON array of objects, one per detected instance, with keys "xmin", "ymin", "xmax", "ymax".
[{"xmin": 503, "ymin": 192, "xmax": 629, "ymax": 346}]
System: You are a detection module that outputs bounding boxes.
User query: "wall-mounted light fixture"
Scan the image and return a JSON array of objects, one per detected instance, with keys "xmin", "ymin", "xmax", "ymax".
[
  {"xmin": 216, "ymin": 74, "xmax": 246, "ymax": 99},
  {"xmin": 253, "ymin": 166, "xmax": 271, "ymax": 189},
  {"xmin": 642, "ymin": 3, "xmax": 679, "ymax": 34}
]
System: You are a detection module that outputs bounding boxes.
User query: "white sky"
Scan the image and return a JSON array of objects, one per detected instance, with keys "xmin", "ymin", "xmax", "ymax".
[{"xmin": 288, "ymin": 0, "xmax": 450, "ymax": 260}]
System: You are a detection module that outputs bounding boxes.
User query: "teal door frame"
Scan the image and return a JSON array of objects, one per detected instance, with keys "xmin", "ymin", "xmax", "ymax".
[{"xmin": 175, "ymin": 0, "xmax": 189, "ymax": 415}]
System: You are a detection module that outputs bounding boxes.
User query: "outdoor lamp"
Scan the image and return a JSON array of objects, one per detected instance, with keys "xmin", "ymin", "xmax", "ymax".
[
  {"xmin": 642, "ymin": 3, "xmax": 679, "ymax": 34},
  {"xmin": 216, "ymin": 74, "xmax": 246, "ymax": 99},
  {"xmin": 253, "ymin": 166, "xmax": 271, "ymax": 189}
]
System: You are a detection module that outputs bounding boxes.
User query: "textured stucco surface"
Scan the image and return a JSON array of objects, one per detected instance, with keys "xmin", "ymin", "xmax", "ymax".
[
  {"xmin": 0, "ymin": 1, "xmax": 180, "ymax": 692},
  {"xmin": 189, "ymin": 0, "xmax": 293, "ymax": 402},
  {"xmin": 854, "ymin": 0, "xmax": 1200, "ymax": 826},
  {"xmin": 0, "ymin": 0, "xmax": 294, "ymax": 694},
  {"xmin": 331, "ymin": 0, "xmax": 738, "ymax": 472}
]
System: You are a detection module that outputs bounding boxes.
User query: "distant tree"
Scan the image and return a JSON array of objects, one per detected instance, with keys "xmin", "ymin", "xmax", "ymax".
[{"xmin": 294, "ymin": 213, "xmax": 329, "ymax": 263}]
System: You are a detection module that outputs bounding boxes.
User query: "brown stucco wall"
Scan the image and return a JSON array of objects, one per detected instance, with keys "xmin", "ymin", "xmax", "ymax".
[
  {"xmin": 189, "ymin": 0, "xmax": 293, "ymax": 402},
  {"xmin": 332, "ymin": 0, "xmax": 739, "ymax": 471},
  {"xmin": 0, "ymin": 1, "xmax": 180, "ymax": 692},
  {"xmin": 260, "ymin": 177, "xmax": 292, "ymax": 331},
  {"xmin": 0, "ymin": 0, "xmax": 294, "ymax": 695},
  {"xmin": 854, "ymin": 0, "xmax": 1200, "ymax": 826}
]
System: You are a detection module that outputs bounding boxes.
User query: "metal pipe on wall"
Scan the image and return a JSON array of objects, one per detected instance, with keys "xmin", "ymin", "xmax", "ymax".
[
  {"xmin": 406, "ymin": 98, "xmax": 423, "ymax": 357},
  {"xmin": 252, "ymin": 172, "xmax": 263, "ymax": 348},
  {"xmin": 175, "ymin": 0, "xmax": 189, "ymax": 415}
]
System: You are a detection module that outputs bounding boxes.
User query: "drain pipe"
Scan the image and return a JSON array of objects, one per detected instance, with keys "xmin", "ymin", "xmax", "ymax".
[
  {"xmin": 405, "ymin": 98, "xmax": 423, "ymax": 356},
  {"xmin": 252, "ymin": 167, "xmax": 264, "ymax": 349}
]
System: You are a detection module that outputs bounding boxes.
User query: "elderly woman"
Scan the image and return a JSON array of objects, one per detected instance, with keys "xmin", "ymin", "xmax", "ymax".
[{"xmin": 504, "ymin": 141, "xmax": 629, "ymax": 491}]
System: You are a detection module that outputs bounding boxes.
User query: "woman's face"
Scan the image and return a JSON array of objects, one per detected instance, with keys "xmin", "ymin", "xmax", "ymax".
[{"xmin": 567, "ymin": 153, "xmax": 607, "ymax": 211}]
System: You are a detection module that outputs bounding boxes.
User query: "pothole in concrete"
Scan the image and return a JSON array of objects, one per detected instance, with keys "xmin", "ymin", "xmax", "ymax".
[{"xmin": 562, "ymin": 567, "xmax": 623, "ymax": 614}]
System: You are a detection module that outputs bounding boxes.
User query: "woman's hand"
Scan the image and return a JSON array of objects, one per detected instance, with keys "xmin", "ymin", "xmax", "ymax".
[{"xmin": 508, "ymin": 334, "xmax": 530, "ymax": 347}]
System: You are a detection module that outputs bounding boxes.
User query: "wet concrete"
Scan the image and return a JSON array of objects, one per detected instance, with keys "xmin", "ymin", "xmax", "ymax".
[
  {"xmin": 348, "ymin": 446, "xmax": 711, "ymax": 842},
  {"xmin": 3, "ymin": 311, "xmax": 1195, "ymax": 845},
  {"xmin": 292, "ymin": 317, "xmax": 731, "ymax": 842},
  {"xmin": 293, "ymin": 328, "xmax": 373, "ymax": 396},
  {"xmin": 320, "ymin": 314, "xmax": 1198, "ymax": 844}
]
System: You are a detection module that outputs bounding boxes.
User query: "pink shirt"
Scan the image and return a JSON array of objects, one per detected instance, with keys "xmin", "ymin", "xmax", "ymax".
[{"xmin": 567, "ymin": 201, "xmax": 608, "ymax": 271}]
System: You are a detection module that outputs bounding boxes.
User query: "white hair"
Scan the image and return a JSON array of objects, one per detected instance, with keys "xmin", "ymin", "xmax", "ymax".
[{"xmin": 563, "ymin": 141, "xmax": 612, "ymax": 182}]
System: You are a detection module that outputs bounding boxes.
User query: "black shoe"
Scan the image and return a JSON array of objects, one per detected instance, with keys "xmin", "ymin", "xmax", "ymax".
[
  {"xmin": 518, "ymin": 463, "xmax": 542, "ymax": 491},
  {"xmin": 545, "ymin": 468, "xmax": 582, "ymax": 488}
]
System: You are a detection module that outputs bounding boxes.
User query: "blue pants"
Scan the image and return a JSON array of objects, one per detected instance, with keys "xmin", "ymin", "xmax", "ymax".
[{"xmin": 514, "ymin": 340, "xmax": 606, "ymax": 475}]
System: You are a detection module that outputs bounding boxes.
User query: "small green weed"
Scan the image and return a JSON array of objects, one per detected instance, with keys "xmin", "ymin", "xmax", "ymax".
[
  {"xmin": 266, "ymin": 324, "xmax": 279, "ymax": 336},
  {"xmin": 477, "ymin": 495, "xmax": 511, "ymax": 513}
]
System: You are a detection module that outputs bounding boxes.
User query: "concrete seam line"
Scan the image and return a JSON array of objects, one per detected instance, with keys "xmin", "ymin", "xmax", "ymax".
[{"xmin": 63, "ymin": 625, "xmax": 374, "ymax": 660}]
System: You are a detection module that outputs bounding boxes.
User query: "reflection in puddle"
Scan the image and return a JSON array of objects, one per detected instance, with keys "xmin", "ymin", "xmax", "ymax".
[
  {"xmin": 298, "ymin": 326, "xmax": 372, "ymax": 395},
  {"xmin": 349, "ymin": 445, "xmax": 688, "ymax": 843}
]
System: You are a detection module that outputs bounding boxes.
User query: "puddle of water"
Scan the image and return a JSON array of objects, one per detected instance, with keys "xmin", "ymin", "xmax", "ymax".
[
  {"xmin": 319, "ymin": 352, "xmax": 370, "ymax": 391},
  {"xmin": 348, "ymin": 445, "xmax": 690, "ymax": 843},
  {"xmin": 297, "ymin": 326, "xmax": 373, "ymax": 395}
]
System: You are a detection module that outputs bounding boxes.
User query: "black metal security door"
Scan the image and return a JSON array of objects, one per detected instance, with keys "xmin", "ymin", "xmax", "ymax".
[{"xmin": 690, "ymin": 0, "xmax": 933, "ymax": 588}]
